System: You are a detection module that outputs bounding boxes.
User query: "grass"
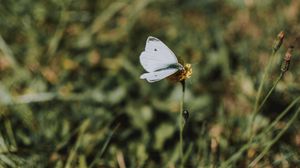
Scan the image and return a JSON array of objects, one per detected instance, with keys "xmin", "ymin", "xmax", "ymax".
[{"xmin": 0, "ymin": 0, "xmax": 300, "ymax": 167}]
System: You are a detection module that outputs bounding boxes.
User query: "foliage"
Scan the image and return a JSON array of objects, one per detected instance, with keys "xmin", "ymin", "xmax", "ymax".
[{"xmin": 0, "ymin": 0, "xmax": 300, "ymax": 167}]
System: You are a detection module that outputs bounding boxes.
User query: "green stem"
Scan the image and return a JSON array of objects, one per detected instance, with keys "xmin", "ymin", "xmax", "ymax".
[
  {"xmin": 220, "ymin": 143, "xmax": 253, "ymax": 168},
  {"xmin": 89, "ymin": 124, "xmax": 120, "ymax": 168},
  {"xmin": 179, "ymin": 80, "xmax": 185, "ymax": 168},
  {"xmin": 257, "ymin": 96, "xmax": 300, "ymax": 139},
  {"xmin": 221, "ymin": 96, "xmax": 300, "ymax": 168},
  {"xmin": 249, "ymin": 106, "xmax": 300, "ymax": 167},
  {"xmin": 250, "ymin": 72, "xmax": 284, "ymax": 139},
  {"xmin": 250, "ymin": 50, "xmax": 276, "ymax": 137},
  {"xmin": 257, "ymin": 72, "xmax": 284, "ymax": 112}
]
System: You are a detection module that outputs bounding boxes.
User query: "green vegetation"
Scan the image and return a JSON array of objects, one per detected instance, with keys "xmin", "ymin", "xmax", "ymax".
[{"xmin": 0, "ymin": 0, "xmax": 299, "ymax": 167}]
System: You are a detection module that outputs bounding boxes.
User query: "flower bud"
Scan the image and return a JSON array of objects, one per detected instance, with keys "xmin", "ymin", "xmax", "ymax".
[
  {"xmin": 281, "ymin": 46, "xmax": 293, "ymax": 73},
  {"xmin": 273, "ymin": 31, "xmax": 285, "ymax": 52}
]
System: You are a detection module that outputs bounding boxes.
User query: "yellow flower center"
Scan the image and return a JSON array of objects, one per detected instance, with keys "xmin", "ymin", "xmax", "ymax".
[{"xmin": 168, "ymin": 63, "xmax": 192, "ymax": 82}]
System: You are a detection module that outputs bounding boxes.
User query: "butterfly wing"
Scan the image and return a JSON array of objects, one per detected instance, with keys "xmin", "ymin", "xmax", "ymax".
[
  {"xmin": 140, "ymin": 36, "xmax": 179, "ymax": 72},
  {"xmin": 140, "ymin": 68, "xmax": 178, "ymax": 83}
]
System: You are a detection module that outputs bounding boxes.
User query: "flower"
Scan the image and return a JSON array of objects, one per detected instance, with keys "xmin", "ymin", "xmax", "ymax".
[{"xmin": 168, "ymin": 63, "xmax": 192, "ymax": 82}]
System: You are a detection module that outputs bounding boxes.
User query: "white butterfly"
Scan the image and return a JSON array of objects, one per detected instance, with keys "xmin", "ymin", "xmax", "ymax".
[{"xmin": 139, "ymin": 36, "xmax": 184, "ymax": 83}]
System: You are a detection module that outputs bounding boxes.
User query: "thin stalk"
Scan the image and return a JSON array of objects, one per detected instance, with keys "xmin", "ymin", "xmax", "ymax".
[
  {"xmin": 221, "ymin": 96, "xmax": 300, "ymax": 168},
  {"xmin": 183, "ymin": 143, "xmax": 193, "ymax": 164},
  {"xmin": 257, "ymin": 72, "xmax": 284, "ymax": 112},
  {"xmin": 179, "ymin": 80, "xmax": 185, "ymax": 168},
  {"xmin": 89, "ymin": 124, "xmax": 120, "ymax": 168},
  {"xmin": 249, "ymin": 106, "xmax": 300, "ymax": 167},
  {"xmin": 256, "ymin": 96, "xmax": 300, "ymax": 141},
  {"xmin": 250, "ymin": 50, "xmax": 276, "ymax": 137},
  {"xmin": 248, "ymin": 71, "xmax": 284, "ymax": 147},
  {"xmin": 220, "ymin": 143, "xmax": 253, "ymax": 168},
  {"xmin": 249, "ymin": 72, "xmax": 284, "ymax": 139}
]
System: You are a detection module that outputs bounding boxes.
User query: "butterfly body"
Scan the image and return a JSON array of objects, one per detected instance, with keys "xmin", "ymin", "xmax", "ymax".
[{"xmin": 139, "ymin": 36, "xmax": 185, "ymax": 83}]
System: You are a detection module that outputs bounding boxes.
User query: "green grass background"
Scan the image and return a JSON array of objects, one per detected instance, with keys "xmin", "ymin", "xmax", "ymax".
[{"xmin": 0, "ymin": 0, "xmax": 300, "ymax": 167}]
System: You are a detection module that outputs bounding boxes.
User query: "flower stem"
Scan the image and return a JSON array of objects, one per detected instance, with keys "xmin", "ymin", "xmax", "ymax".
[
  {"xmin": 249, "ymin": 106, "xmax": 300, "ymax": 167},
  {"xmin": 251, "ymin": 51, "xmax": 275, "ymax": 130},
  {"xmin": 249, "ymin": 49, "xmax": 279, "ymax": 140},
  {"xmin": 257, "ymin": 96, "xmax": 300, "ymax": 139},
  {"xmin": 179, "ymin": 80, "xmax": 185, "ymax": 168},
  {"xmin": 250, "ymin": 72, "xmax": 284, "ymax": 135},
  {"xmin": 257, "ymin": 72, "xmax": 284, "ymax": 112},
  {"xmin": 221, "ymin": 96, "xmax": 300, "ymax": 168}
]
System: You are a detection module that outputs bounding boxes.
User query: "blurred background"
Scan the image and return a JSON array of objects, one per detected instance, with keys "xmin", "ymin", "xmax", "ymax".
[{"xmin": 0, "ymin": 0, "xmax": 300, "ymax": 167}]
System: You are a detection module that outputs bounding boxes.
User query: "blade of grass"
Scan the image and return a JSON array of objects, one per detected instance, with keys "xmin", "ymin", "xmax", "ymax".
[
  {"xmin": 249, "ymin": 106, "xmax": 300, "ymax": 167},
  {"xmin": 91, "ymin": 2, "xmax": 128, "ymax": 34},
  {"xmin": 258, "ymin": 96, "xmax": 300, "ymax": 136},
  {"xmin": 0, "ymin": 35, "xmax": 19, "ymax": 69},
  {"xmin": 89, "ymin": 123, "xmax": 120, "ymax": 168},
  {"xmin": 257, "ymin": 72, "xmax": 284, "ymax": 112},
  {"xmin": 0, "ymin": 154, "xmax": 16, "ymax": 167},
  {"xmin": 4, "ymin": 120, "xmax": 17, "ymax": 152},
  {"xmin": 221, "ymin": 96, "xmax": 300, "ymax": 167},
  {"xmin": 250, "ymin": 50, "xmax": 277, "ymax": 138},
  {"xmin": 46, "ymin": 0, "xmax": 72, "ymax": 59},
  {"xmin": 249, "ymin": 71, "xmax": 285, "ymax": 141},
  {"xmin": 65, "ymin": 119, "xmax": 90, "ymax": 168},
  {"xmin": 182, "ymin": 143, "xmax": 193, "ymax": 166}
]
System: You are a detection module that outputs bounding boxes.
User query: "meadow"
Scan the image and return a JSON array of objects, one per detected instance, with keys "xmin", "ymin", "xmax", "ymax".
[{"xmin": 0, "ymin": 0, "xmax": 300, "ymax": 167}]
